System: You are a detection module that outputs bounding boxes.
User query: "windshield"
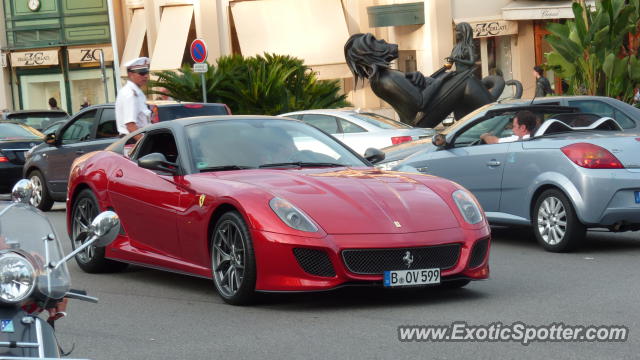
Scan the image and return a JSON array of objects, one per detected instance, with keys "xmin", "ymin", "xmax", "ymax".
[
  {"xmin": 0, "ymin": 123, "xmax": 43, "ymax": 140},
  {"xmin": 351, "ymin": 113, "xmax": 413, "ymax": 129},
  {"xmin": 186, "ymin": 119, "xmax": 367, "ymax": 170},
  {"xmin": 0, "ymin": 202, "xmax": 70, "ymax": 299},
  {"xmin": 6, "ymin": 113, "xmax": 68, "ymax": 130}
]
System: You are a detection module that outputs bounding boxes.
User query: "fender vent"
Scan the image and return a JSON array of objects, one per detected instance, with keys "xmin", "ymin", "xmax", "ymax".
[
  {"xmin": 468, "ymin": 238, "xmax": 489, "ymax": 268},
  {"xmin": 293, "ymin": 248, "xmax": 336, "ymax": 277}
]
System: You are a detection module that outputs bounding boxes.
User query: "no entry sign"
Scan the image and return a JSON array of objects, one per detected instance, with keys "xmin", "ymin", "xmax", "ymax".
[{"xmin": 190, "ymin": 39, "xmax": 208, "ymax": 64}]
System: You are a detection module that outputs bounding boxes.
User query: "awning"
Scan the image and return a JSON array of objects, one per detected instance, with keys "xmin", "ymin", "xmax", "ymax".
[
  {"xmin": 120, "ymin": 9, "xmax": 147, "ymax": 73},
  {"xmin": 502, "ymin": 0, "xmax": 596, "ymax": 20},
  {"xmin": 10, "ymin": 48, "xmax": 59, "ymax": 67},
  {"xmin": 230, "ymin": 0, "xmax": 350, "ymax": 78},
  {"xmin": 150, "ymin": 5, "xmax": 194, "ymax": 71}
]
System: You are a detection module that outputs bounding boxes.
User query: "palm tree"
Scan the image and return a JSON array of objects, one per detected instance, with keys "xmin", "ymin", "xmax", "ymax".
[{"xmin": 149, "ymin": 54, "xmax": 350, "ymax": 115}]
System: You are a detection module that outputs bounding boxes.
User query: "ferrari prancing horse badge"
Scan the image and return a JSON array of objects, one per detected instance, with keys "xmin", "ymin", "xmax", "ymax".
[{"xmin": 199, "ymin": 195, "xmax": 206, "ymax": 207}]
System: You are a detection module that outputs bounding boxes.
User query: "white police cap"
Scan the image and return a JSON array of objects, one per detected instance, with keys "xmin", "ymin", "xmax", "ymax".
[{"xmin": 124, "ymin": 57, "xmax": 150, "ymax": 71}]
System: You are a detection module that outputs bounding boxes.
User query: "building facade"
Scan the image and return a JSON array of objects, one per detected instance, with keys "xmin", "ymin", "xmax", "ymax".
[
  {"xmin": 1, "ymin": 0, "xmax": 117, "ymax": 113},
  {"xmin": 1, "ymin": 0, "xmax": 592, "ymax": 115}
]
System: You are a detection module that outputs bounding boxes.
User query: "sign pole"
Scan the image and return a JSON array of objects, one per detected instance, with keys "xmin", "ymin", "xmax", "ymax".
[
  {"xmin": 201, "ymin": 73, "xmax": 207, "ymax": 103},
  {"xmin": 98, "ymin": 49, "xmax": 109, "ymax": 102},
  {"xmin": 190, "ymin": 39, "xmax": 209, "ymax": 103}
]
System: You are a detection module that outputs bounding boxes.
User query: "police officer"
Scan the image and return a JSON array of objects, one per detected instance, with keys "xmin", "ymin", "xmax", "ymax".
[{"xmin": 116, "ymin": 57, "xmax": 151, "ymax": 138}]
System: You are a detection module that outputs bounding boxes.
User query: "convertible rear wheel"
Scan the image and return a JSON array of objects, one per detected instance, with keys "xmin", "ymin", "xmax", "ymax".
[
  {"xmin": 533, "ymin": 189, "xmax": 585, "ymax": 252},
  {"xmin": 211, "ymin": 211, "xmax": 257, "ymax": 305},
  {"xmin": 71, "ymin": 189, "xmax": 127, "ymax": 273},
  {"xmin": 28, "ymin": 170, "xmax": 54, "ymax": 211}
]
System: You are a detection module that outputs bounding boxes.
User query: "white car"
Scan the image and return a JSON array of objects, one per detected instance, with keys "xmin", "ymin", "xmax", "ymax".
[{"xmin": 279, "ymin": 109, "xmax": 434, "ymax": 155}]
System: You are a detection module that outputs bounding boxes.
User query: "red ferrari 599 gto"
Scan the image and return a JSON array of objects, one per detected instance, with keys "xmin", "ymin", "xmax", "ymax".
[{"xmin": 66, "ymin": 116, "xmax": 490, "ymax": 304}]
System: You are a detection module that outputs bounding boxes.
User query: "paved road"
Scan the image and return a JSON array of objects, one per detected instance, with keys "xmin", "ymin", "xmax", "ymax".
[{"xmin": 32, "ymin": 205, "xmax": 640, "ymax": 359}]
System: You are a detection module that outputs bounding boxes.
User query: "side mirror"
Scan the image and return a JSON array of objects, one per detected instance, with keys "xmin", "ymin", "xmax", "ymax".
[
  {"xmin": 138, "ymin": 153, "xmax": 179, "ymax": 174},
  {"xmin": 11, "ymin": 179, "xmax": 33, "ymax": 204},
  {"xmin": 45, "ymin": 133, "xmax": 56, "ymax": 145},
  {"xmin": 90, "ymin": 211, "xmax": 120, "ymax": 247},
  {"xmin": 364, "ymin": 148, "xmax": 385, "ymax": 164},
  {"xmin": 432, "ymin": 134, "xmax": 447, "ymax": 148}
]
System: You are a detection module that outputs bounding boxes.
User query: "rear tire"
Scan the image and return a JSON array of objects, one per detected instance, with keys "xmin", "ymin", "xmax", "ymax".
[
  {"xmin": 28, "ymin": 170, "xmax": 54, "ymax": 211},
  {"xmin": 71, "ymin": 189, "xmax": 127, "ymax": 273},
  {"xmin": 532, "ymin": 189, "xmax": 585, "ymax": 252},
  {"xmin": 211, "ymin": 211, "xmax": 257, "ymax": 305}
]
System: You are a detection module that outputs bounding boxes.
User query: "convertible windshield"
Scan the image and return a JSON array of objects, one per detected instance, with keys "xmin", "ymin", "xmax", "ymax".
[{"xmin": 186, "ymin": 119, "xmax": 367, "ymax": 171}]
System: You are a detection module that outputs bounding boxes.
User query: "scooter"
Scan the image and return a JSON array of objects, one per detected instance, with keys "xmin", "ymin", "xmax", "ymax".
[{"xmin": 0, "ymin": 179, "xmax": 119, "ymax": 359}]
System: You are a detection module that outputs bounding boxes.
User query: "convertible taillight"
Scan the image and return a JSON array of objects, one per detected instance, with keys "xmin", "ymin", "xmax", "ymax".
[
  {"xmin": 391, "ymin": 136, "xmax": 412, "ymax": 145},
  {"xmin": 561, "ymin": 143, "xmax": 624, "ymax": 169},
  {"xmin": 0, "ymin": 155, "xmax": 7, "ymax": 162}
]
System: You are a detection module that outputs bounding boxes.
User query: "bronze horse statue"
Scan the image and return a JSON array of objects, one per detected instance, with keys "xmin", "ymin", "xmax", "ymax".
[{"xmin": 344, "ymin": 30, "xmax": 522, "ymax": 128}]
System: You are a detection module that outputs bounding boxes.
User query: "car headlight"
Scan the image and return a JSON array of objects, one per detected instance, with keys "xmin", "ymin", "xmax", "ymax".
[
  {"xmin": 269, "ymin": 198, "xmax": 318, "ymax": 232},
  {"xmin": 375, "ymin": 160, "xmax": 399, "ymax": 171},
  {"xmin": 0, "ymin": 252, "xmax": 36, "ymax": 304},
  {"xmin": 452, "ymin": 190, "xmax": 483, "ymax": 225}
]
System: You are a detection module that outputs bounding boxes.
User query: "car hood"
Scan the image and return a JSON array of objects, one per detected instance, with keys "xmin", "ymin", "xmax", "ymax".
[{"xmin": 211, "ymin": 168, "xmax": 460, "ymax": 234}]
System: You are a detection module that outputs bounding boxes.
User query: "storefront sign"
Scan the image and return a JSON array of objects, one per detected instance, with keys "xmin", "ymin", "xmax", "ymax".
[
  {"xmin": 67, "ymin": 46, "xmax": 113, "ymax": 64},
  {"xmin": 10, "ymin": 50, "xmax": 59, "ymax": 67},
  {"xmin": 469, "ymin": 20, "xmax": 518, "ymax": 38},
  {"xmin": 540, "ymin": 9, "xmax": 562, "ymax": 19}
]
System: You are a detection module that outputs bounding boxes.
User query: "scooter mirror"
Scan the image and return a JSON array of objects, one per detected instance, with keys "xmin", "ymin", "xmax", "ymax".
[
  {"xmin": 90, "ymin": 211, "xmax": 120, "ymax": 247},
  {"xmin": 11, "ymin": 179, "xmax": 33, "ymax": 204}
]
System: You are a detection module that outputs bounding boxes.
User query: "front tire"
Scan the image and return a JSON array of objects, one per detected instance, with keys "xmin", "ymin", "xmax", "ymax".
[
  {"xmin": 211, "ymin": 211, "xmax": 257, "ymax": 305},
  {"xmin": 532, "ymin": 189, "xmax": 585, "ymax": 252},
  {"xmin": 28, "ymin": 170, "xmax": 54, "ymax": 211},
  {"xmin": 71, "ymin": 189, "xmax": 127, "ymax": 273}
]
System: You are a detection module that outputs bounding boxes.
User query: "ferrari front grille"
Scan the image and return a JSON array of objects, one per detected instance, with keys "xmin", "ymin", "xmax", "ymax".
[
  {"xmin": 341, "ymin": 244, "xmax": 461, "ymax": 275},
  {"xmin": 468, "ymin": 238, "xmax": 489, "ymax": 268},
  {"xmin": 293, "ymin": 248, "xmax": 336, "ymax": 277}
]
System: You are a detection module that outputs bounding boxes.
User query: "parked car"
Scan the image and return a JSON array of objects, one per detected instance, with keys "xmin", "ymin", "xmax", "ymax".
[
  {"xmin": 279, "ymin": 109, "xmax": 434, "ymax": 155},
  {"xmin": 392, "ymin": 105, "xmax": 640, "ymax": 252},
  {"xmin": 66, "ymin": 116, "xmax": 490, "ymax": 305},
  {"xmin": 0, "ymin": 122, "xmax": 43, "ymax": 193},
  {"xmin": 23, "ymin": 102, "xmax": 232, "ymax": 210},
  {"xmin": 377, "ymin": 96, "xmax": 640, "ymax": 169},
  {"xmin": 4, "ymin": 109, "xmax": 69, "ymax": 132}
]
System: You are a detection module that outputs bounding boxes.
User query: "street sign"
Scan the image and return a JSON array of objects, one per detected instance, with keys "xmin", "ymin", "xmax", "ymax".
[
  {"xmin": 193, "ymin": 63, "xmax": 208, "ymax": 73},
  {"xmin": 190, "ymin": 39, "xmax": 208, "ymax": 64}
]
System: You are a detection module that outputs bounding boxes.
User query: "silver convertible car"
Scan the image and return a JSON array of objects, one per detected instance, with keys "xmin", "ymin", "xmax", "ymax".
[{"xmin": 393, "ymin": 105, "xmax": 640, "ymax": 252}]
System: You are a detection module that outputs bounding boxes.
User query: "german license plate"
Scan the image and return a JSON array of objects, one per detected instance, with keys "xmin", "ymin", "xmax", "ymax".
[
  {"xmin": 635, "ymin": 191, "xmax": 640, "ymax": 204},
  {"xmin": 383, "ymin": 268, "xmax": 440, "ymax": 287}
]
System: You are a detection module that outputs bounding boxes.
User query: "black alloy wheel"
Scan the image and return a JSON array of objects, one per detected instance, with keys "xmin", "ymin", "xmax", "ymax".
[
  {"xmin": 71, "ymin": 189, "xmax": 127, "ymax": 273},
  {"xmin": 211, "ymin": 211, "xmax": 257, "ymax": 305}
]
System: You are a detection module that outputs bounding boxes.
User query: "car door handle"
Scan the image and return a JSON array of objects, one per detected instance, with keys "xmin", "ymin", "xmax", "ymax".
[
  {"xmin": 75, "ymin": 150, "xmax": 85, "ymax": 155},
  {"xmin": 115, "ymin": 169, "xmax": 123, "ymax": 178},
  {"xmin": 486, "ymin": 160, "xmax": 501, "ymax": 167}
]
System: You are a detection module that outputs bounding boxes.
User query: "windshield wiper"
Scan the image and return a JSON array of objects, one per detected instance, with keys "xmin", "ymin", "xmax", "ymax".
[
  {"xmin": 199, "ymin": 165, "xmax": 255, "ymax": 172},
  {"xmin": 259, "ymin": 162, "xmax": 345, "ymax": 168}
]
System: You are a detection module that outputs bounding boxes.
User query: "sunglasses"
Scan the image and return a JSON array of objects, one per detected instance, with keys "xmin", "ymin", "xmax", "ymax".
[{"xmin": 129, "ymin": 69, "xmax": 149, "ymax": 76}]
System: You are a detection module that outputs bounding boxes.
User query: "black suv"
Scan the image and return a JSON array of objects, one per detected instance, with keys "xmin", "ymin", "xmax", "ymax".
[{"xmin": 23, "ymin": 102, "xmax": 230, "ymax": 210}]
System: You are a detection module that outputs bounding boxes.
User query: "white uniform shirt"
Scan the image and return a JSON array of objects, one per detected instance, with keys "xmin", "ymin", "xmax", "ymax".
[
  {"xmin": 498, "ymin": 134, "xmax": 530, "ymax": 143},
  {"xmin": 115, "ymin": 80, "xmax": 151, "ymax": 135}
]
